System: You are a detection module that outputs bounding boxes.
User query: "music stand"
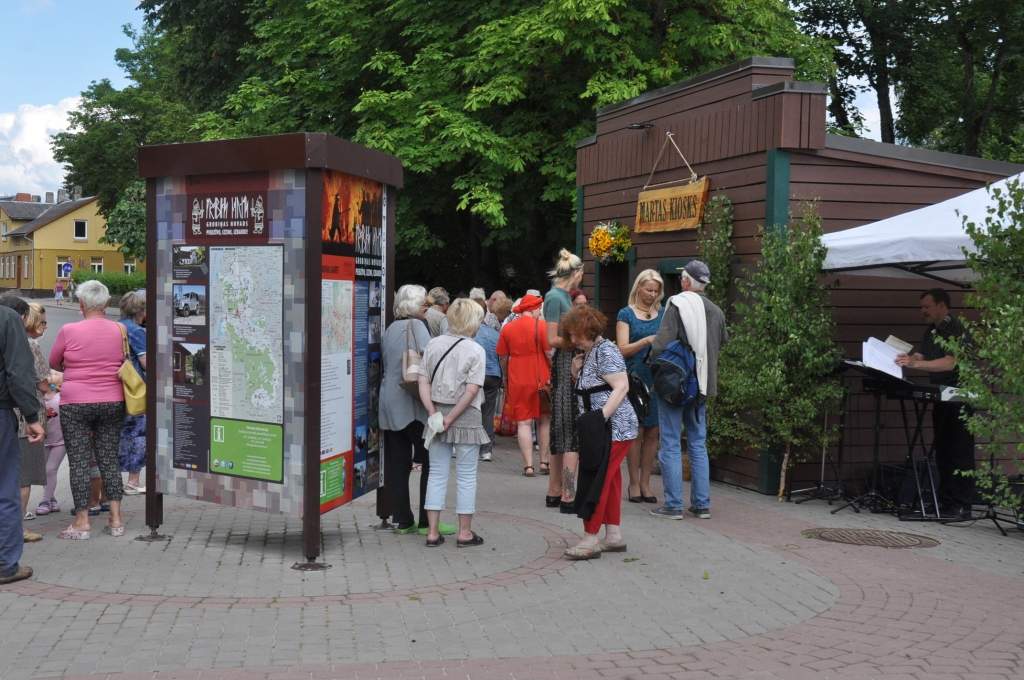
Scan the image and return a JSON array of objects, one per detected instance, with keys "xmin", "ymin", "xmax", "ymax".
[
  {"xmin": 789, "ymin": 373, "xmax": 850, "ymax": 505},
  {"xmin": 831, "ymin": 361, "xmax": 905, "ymax": 515}
]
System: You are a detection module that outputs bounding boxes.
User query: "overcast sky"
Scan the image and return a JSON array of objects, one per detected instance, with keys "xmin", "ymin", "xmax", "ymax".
[{"xmin": 0, "ymin": 1, "xmax": 886, "ymax": 198}]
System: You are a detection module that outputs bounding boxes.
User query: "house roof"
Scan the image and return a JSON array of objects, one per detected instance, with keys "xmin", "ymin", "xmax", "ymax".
[
  {"xmin": 0, "ymin": 200, "xmax": 53, "ymax": 222},
  {"xmin": 824, "ymin": 134, "xmax": 1024, "ymax": 176},
  {"xmin": 8, "ymin": 197, "xmax": 97, "ymax": 237}
]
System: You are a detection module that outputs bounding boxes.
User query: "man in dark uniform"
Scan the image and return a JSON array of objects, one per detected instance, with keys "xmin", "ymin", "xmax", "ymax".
[{"xmin": 895, "ymin": 288, "xmax": 974, "ymax": 519}]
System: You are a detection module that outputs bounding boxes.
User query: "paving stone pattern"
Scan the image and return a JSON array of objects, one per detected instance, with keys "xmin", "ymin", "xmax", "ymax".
[{"xmin": 2, "ymin": 437, "xmax": 1023, "ymax": 680}]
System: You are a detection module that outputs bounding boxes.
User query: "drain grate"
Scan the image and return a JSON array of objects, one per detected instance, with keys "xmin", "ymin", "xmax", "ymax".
[{"xmin": 802, "ymin": 527, "xmax": 940, "ymax": 549}]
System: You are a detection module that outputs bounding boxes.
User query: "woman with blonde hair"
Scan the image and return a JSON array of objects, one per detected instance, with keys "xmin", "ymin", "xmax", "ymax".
[
  {"xmin": 418, "ymin": 298, "xmax": 489, "ymax": 547},
  {"xmin": 616, "ymin": 269, "xmax": 665, "ymax": 504},
  {"xmin": 543, "ymin": 248, "xmax": 584, "ymax": 512}
]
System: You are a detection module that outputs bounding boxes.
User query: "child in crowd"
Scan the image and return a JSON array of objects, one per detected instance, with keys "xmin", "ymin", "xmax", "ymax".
[{"xmin": 35, "ymin": 372, "xmax": 65, "ymax": 515}]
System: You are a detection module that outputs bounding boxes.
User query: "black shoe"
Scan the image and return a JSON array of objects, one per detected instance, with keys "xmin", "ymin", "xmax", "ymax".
[
  {"xmin": 545, "ymin": 495, "xmax": 560, "ymax": 508},
  {"xmin": 559, "ymin": 501, "xmax": 575, "ymax": 514}
]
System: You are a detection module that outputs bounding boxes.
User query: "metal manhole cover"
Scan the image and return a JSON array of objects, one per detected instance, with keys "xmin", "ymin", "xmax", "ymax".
[{"xmin": 801, "ymin": 528, "xmax": 940, "ymax": 549}]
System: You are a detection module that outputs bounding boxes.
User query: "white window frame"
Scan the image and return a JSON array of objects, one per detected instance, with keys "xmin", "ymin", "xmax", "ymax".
[
  {"xmin": 56, "ymin": 257, "xmax": 70, "ymax": 279},
  {"xmin": 90, "ymin": 257, "xmax": 104, "ymax": 274},
  {"xmin": 123, "ymin": 259, "xmax": 137, "ymax": 274},
  {"xmin": 73, "ymin": 219, "xmax": 88, "ymax": 240},
  {"xmin": 1, "ymin": 222, "xmax": 7, "ymax": 242},
  {"xmin": 22, "ymin": 256, "xmax": 29, "ymax": 280}
]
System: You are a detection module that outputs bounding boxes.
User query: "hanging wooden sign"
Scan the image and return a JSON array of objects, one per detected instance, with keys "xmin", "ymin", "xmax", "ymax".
[{"xmin": 635, "ymin": 177, "xmax": 710, "ymax": 233}]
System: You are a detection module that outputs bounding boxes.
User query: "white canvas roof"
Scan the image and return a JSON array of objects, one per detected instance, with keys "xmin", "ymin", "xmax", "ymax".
[{"xmin": 821, "ymin": 172, "xmax": 1024, "ymax": 285}]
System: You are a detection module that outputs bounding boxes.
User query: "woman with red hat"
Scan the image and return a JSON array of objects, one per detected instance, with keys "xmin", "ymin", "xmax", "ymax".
[{"xmin": 496, "ymin": 294, "xmax": 551, "ymax": 477}]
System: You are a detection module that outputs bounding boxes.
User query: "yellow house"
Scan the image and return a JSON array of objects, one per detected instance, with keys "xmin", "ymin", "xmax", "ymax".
[
  {"xmin": 0, "ymin": 196, "xmax": 145, "ymax": 293},
  {"xmin": 0, "ymin": 197, "xmax": 52, "ymax": 244}
]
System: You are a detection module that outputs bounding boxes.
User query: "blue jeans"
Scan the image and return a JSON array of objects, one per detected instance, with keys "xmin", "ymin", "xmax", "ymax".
[
  {"xmin": 424, "ymin": 440, "xmax": 480, "ymax": 515},
  {"xmin": 0, "ymin": 410, "xmax": 23, "ymax": 577},
  {"xmin": 656, "ymin": 395, "xmax": 710, "ymax": 511}
]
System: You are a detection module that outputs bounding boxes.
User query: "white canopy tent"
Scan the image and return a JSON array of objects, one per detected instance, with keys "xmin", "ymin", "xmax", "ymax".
[{"xmin": 821, "ymin": 171, "xmax": 1023, "ymax": 286}]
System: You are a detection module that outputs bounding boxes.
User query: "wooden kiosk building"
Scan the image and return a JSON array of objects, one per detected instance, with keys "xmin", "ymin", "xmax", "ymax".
[{"xmin": 575, "ymin": 57, "xmax": 1023, "ymax": 493}]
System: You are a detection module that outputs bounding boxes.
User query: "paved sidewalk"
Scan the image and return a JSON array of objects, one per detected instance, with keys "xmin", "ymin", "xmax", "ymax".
[{"xmin": 2, "ymin": 436, "xmax": 1023, "ymax": 679}]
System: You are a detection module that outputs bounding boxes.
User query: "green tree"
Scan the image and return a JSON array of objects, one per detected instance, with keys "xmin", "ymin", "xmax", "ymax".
[
  {"xmin": 697, "ymin": 195, "xmax": 735, "ymax": 316},
  {"xmin": 946, "ymin": 179, "xmax": 1024, "ymax": 513},
  {"xmin": 716, "ymin": 205, "xmax": 843, "ymax": 498},
  {"xmin": 55, "ymin": 1, "xmax": 830, "ymax": 291},
  {"xmin": 102, "ymin": 180, "xmax": 147, "ymax": 260},
  {"xmin": 52, "ymin": 25, "xmax": 197, "ymax": 215}
]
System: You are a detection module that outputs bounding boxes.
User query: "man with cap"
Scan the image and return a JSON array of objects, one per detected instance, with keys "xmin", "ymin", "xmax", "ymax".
[{"xmin": 647, "ymin": 260, "xmax": 727, "ymax": 520}]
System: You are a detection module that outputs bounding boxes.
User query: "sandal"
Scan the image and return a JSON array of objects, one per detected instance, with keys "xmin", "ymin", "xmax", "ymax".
[
  {"xmin": 539, "ymin": 462, "xmax": 550, "ymax": 475},
  {"xmin": 104, "ymin": 525, "xmax": 125, "ymax": 538},
  {"xmin": 35, "ymin": 502, "xmax": 52, "ymax": 516},
  {"xmin": 425, "ymin": 535, "xmax": 445, "ymax": 547},
  {"xmin": 58, "ymin": 526, "xmax": 91, "ymax": 540},
  {"xmin": 523, "ymin": 466, "xmax": 535, "ymax": 477},
  {"xmin": 564, "ymin": 545, "xmax": 602, "ymax": 561},
  {"xmin": 456, "ymin": 532, "xmax": 485, "ymax": 548},
  {"xmin": 598, "ymin": 540, "xmax": 627, "ymax": 553}
]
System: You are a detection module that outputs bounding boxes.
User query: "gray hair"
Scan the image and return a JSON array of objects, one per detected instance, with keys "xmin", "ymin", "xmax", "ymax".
[
  {"xmin": 468, "ymin": 287, "xmax": 486, "ymax": 301},
  {"xmin": 681, "ymin": 271, "xmax": 706, "ymax": 292},
  {"xmin": 76, "ymin": 279, "xmax": 111, "ymax": 311},
  {"xmin": 119, "ymin": 289, "xmax": 146, "ymax": 317},
  {"xmin": 427, "ymin": 286, "xmax": 450, "ymax": 307},
  {"xmin": 394, "ymin": 284, "xmax": 427, "ymax": 319}
]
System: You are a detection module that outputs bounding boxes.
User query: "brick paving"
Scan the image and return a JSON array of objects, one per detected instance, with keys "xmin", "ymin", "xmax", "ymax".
[{"xmin": 2, "ymin": 436, "xmax": 1023, "ymax": 679}]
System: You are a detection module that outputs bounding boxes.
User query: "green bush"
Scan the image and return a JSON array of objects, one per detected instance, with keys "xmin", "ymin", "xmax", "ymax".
[
  {"xmin": 71, "ymin": 270, "xmax": 146, "ymax": 296},
  {"xmin": 945, "ymin": 178, "xmax": 1024, "ymax": 514}
]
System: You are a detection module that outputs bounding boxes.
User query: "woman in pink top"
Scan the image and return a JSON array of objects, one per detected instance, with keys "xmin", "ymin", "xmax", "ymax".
[{"xmin": 49, "ymin": 280, "xmax": 126, "ymax": 540}]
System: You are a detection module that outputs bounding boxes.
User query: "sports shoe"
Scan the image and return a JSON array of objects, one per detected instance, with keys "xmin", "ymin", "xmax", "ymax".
[
  {"xmin": 479, "ymin": 451, "xmax": 492, "ymax": 461},
  {"xmin": 688, "ymin": 507, "xmax": 711, "ymax": 519},
  {"xmin": 418, "ymin": 522, "xmax": 457, "ymax": 536},
  {"xmin": 23, "ymin": 511, "xmax": 35, "ymax": 521},
  {"xmin": 649, "ymin": 506, "xmax": 684, "ymax": 520}
]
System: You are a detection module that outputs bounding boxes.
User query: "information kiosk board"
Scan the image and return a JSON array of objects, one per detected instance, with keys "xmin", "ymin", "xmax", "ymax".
[{"xmin": 139, "ymin": 133, "xmax": 402, "ymax": 561}]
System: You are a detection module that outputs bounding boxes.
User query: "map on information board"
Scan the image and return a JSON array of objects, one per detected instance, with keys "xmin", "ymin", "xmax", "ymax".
[{"xmin": 209, "ymin": 246, "xmax": 284, "ymax": 425}]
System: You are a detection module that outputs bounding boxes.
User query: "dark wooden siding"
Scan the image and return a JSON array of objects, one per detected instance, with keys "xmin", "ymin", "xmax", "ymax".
[
  {"xmin": 577, "ymin": 58, "xmax": 1022, "ymax": 494},
  {"xmin": 788, "ymin": 150, "xmax": 1007, "ymax": 487}
]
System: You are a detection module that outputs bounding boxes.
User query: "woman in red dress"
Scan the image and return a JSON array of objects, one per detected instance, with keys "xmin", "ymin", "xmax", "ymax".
[{"xmin": 497, "ymin": 295, "xmax": 551, "ymax": 478}]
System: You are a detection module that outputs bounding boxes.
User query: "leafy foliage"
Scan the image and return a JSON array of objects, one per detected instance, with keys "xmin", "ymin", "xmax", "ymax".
[
  {"xmin": 714, "ymin": 205, "xmax": 842, "ymax": 495},
  {"xmin": 53, "ymin": 0, "xmax": 830, "ymax": 292},
  {"xmin": 945, "ymin": 179, "xmax": 1024, "ymax": 513},
  {"xmin": 52, "ymin": 26, "xmax": 197, "ymax": 216},
  {"xmin": 697, "ymin": 195, "xmax": 735, "ymax": 316},
  {"xmin": 101, "ymin": 180, "xmax": 147, "ymax": 261},
  {"xmin": 797, "ymin": 1, "xmax": 1024, "ymax": 158},
  {"xmin": 71, "ymin": 270, "xmax": 147, "ymax": 296}
]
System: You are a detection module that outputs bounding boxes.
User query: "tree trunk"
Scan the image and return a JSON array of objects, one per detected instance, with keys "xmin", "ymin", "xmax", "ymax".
[
  {"xmin": 957, "ymin": 25, "xmax": 979, "ymax": 156},
  {"xmin": 827, "ymin": 75, "xmax": 856, "ymax": 135},
  {"xmin": 858, "ymin": 3, "xmax": 896, "ymax": 144},
  {"xmin": 777, "ymin": 442, "xmax": 791, "ymax": 501}
]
